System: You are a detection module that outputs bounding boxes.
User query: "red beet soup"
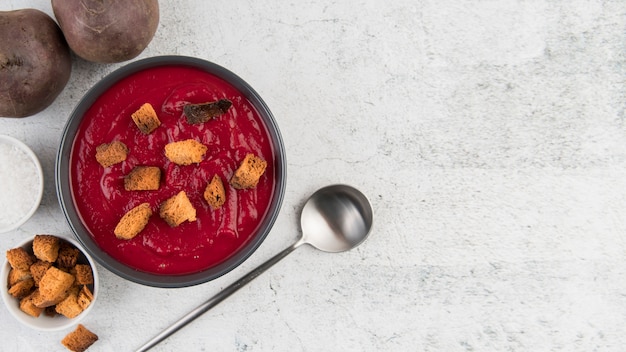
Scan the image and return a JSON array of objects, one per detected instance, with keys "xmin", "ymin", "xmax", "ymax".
[{"xmin": 69, "ymin": 65, "xmax": 276, "ymax": 275}]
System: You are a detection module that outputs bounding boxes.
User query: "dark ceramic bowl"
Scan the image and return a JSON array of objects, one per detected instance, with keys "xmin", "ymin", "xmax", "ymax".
[{"xmin": 56, "ymin": 56, "xmax": 286, "ymax": 288}]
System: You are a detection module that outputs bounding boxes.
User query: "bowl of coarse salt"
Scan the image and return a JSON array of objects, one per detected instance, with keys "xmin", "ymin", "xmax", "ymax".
[{"xmin": 0, "ymin": 135, "xmax": 44, "ymax": 233}]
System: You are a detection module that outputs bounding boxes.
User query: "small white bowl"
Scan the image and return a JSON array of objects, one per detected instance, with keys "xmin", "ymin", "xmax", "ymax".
[
  {"xmin": 1, "ymin": 235, "xmax": 99, "ymax": 331},
  {"xmin": 0, "ymin": 135, "xmax": 44, "ymax": 233}
]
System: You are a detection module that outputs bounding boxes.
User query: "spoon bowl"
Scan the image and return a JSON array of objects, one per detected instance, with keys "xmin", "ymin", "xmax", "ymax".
[
  {"xmin": 301, "ymin": 184, "xmax": 373, "ymax": 252},
  {"xmin": 137, "ymin": 184, "xmax": 373, "ymax": 351}
]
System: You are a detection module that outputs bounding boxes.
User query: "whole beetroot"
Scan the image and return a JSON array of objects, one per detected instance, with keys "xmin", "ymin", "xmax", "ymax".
[
  {"xmin": 0, "ymin": 9, "xmax": 72, "ymax": 117},
  {"xmin": 51, "ymin": 0, "xmax": 159, "ymax": 63}
]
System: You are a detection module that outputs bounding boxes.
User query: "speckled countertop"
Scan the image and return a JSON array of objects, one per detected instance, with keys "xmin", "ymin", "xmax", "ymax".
[{"xmin": 1, "ymin": 1, "xmax": 625, "ymax": 351}]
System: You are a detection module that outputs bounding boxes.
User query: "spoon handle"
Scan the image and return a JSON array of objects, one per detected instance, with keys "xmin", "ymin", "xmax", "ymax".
[{"xmin": 135, "ymin": 239, "xmax": 305, "ymax": 352}]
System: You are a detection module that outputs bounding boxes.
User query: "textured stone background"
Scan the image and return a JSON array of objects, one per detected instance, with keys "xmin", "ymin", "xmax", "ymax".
[{"xmin": 1, "ymin": 0, "xmax": 625, "ymax": 351}]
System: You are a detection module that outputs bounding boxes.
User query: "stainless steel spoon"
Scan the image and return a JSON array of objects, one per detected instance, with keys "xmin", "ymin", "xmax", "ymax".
[{"xmin": 136, "ymin": 184, "xmax": 374, "ymax": 351}]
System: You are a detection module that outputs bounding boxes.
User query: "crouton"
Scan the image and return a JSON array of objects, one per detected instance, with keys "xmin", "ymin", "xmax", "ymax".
[
  {"xmin": 159, "ymin": 191, "xmax": 197, "ymax": 227},
  {"xmin": 77, "ymin": 286, "xmax": 93, "ymax": 311},
  {"xmin": 66, "ymin": 283, "xmax": 81, "ymax": 297},
  {"xmin": 30, "ymin": 288, "xmax": 51, "ymax": 308},
  {"xmin": 44, "ymin": 305, "xmax": 58, "ymax": 317},
  {"xmin": 61, "ymin": 324, "xmax": 99, "ymax": 352},
  {"xmin": 8, "ymin": 267, "xmax": 32, "ymax": 287},
  {"xmin": 33, "ymin": 234, "xmax": 60, "ymax": 262},
  {"xmin": 30, "ymin": 260, "xmax": 52, "ymax": 286},
  {"xmin": 38, "ymin": 267, "xmax": 74, "ymax": 307},
  {"xmin": 6, "ymin": 247, "xmax": 34, "ymax": 271},
  {"xmin": 183, "ymin": 99, "xmax": 232, "ymax": 124},
  {"xmin": 8, "ymin": 278, "xmax": 34, "ymax": 299},
  {"xmin": 73, "ymin": 264, "xmax": 94, "ymax": 285},
  {"xmin": 124, "ymin": 166, "xmax": 161, "ymax": 191},
  {"xmin": 204, "ymin": 175, "xmax": 226, "ymax": 209},
  {"xmin": 19, "ymin": 291, "xmax": 44, "ymax": 318},
  {"xmin": 230, "ymin": 153, "xmax": 267, "ymax": 189},
  {"xmin": 114, "ymin": 203, "xmax": 152, "ymax": 240},
  {"xmin": 131, "ymin": 102, "xmax": 161, "ymax": 134},
  {"xmin": 57, "ymin": 243, "xmax": 80, "ymax": 269},
  {"xmin": 164, "ymin": 139, "xmax": 207, "ymax": 165},
  {"xmin": 95, "ymin": 141, "xmax": 128, "ymax": 167},
  {"xmin": 55, "ymin": 290, "xmax": 83, "ymax": 319}
]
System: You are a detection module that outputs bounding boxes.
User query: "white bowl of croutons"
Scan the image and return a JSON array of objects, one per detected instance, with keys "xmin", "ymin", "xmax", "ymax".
[{"xmin": 1, "ymin": 234, "xmax": 98, "ymax": 331}]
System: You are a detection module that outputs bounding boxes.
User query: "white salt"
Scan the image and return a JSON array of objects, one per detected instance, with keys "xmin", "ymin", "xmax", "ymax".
[{"xmin": 0, "ymin": 142, "xmax": 41, "ymax": 228}]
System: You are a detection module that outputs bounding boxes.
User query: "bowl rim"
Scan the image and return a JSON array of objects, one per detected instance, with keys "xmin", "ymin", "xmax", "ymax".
[
  {"xmin": 1, "ymin": 235, "xmax": 99, "ymax": 331},
  {"xmin": 55, "ymin": 55, "xmax": 287, "ymax": 288},
  {"xmin": 0, "ymin": 135, "xmax": 44, "ymax": 234}
]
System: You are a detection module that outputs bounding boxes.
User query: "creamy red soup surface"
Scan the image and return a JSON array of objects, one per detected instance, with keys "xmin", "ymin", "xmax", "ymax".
[{"xmin": 70, "ymin": 65, "xmax": 275, "ymax": 275}]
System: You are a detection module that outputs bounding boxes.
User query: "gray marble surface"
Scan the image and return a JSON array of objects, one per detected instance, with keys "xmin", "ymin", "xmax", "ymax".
[{"xmin": 1, "ymin": 0, "xmax": 625, "ymax": 351}]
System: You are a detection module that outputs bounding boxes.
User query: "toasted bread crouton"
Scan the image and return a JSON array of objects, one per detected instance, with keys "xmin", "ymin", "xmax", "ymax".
[
  {"xmin": 33, "ymin": 235, "xmax": 60, "ymax": 262},
  {"xmin": 8, "ymin": 267, "xmax": 32, "ymax": 287},
  {"xmin": 183, "ymin": 99, "xmax": 232, "ymax": 124},
  {"xmin": 30, "ymin": 260, "xmax": 52, "ymax": 287},
  {"xmin": 61, "ymin": 324, "xmax": 99, "ymax": 352},
  {"xmin": 38, "ymin": 267, "xmax": 75, "ymax": 307},
  {"xmin": 55, "ymin": 292, "xmax": 81, "ymax": 319},
  {"xmin": 159, "ymin": 191, "xmax": 197, "ymax": 227},
  {"xmin": 55, "ymin": 290, "xmax": 83, "ymax": 319},
  {"xmin": 77, "ymin": 286, "xmax": 93, "ymax": 311},
  {"xmin": 114, "ymin": 203, "xmax": 152, "ymax": 240},
  {"xmin": 29, "ymin": 288, "xmax": 47, "ymax": 308},
  {"xmin": 95, "ymin": 141, "xmax": 128, "ymax": 168},
  {"xmin": 19, "ymin": 291, "xmax": 44, "ymax": 318},
  {"xmin": 57, "ymin": 243, "xmax": 80, "ymax": 269},
  {"xmin": 230, "ymin": 153, "xmax": 267, "ymax": 189},
  {"xmin": 73, "ymin": 264, "xmax": 94, "ymax": 285},
  {"xmin": 164, "ymin": 139, "xmax": 207, "ymax": 165},
  {"xmin": 6, "ymin": 247, "xmax": 35, "ymax": 271},
  {"xmin": 204, "ymin": 175, "xmax": 226, "ymax": 209},
  {"xmin": 65, "ymin": 284, "xmax": 81, "ymax": 298},
  {"xmin": 131, "ymin": 103, "xmax": 161, "ymax": 134},
  {"xmin": 124, "ymin": 166, "xmax": 161, "ymax": 191},
  {"xmin": 44, "ymin": 305, "xmax": 58, "ymax": 317},
  {"xmin": 8, "ymin": 278, "xmax": 34, "ymax": 299}
]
